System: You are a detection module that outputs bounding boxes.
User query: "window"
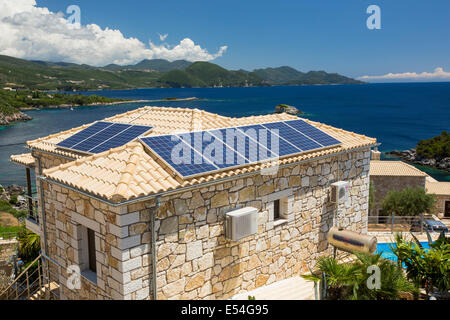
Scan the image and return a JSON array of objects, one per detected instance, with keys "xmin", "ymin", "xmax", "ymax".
[
  {"xmin": 78, "ymin": 225, "xmax": 97, "ymax": 283},
  {"xmin": 274, "ymin": 199, "xmax": 281, "ymax": 220},
  {"xmin": 87, "ymin": 228, "xmax": 97, "ymax": 273}
]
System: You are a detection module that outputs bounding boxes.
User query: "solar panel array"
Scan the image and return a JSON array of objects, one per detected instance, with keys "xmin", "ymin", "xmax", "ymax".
[
  {"xmin": 140, "ymin": 119, "xmax": 341, "ymax": 178},
  {"xmin": 57, "ymin": 121, "xmax": 153, "ymax": 154}
]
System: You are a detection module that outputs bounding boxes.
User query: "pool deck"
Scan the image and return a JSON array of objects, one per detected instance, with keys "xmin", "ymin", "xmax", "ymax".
[{"xmin": 369, "ymin": 232, "xmax": 442, "ymax": 244}]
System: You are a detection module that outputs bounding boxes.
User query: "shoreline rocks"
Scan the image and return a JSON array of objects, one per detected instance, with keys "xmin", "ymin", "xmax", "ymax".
[
  {"xmin": 0, "ymin": 112, "xmax": 32, "ymax": 126},
  {"xmin": 386, "ymin": 149, "xmax": 450, "ymax": 172}
]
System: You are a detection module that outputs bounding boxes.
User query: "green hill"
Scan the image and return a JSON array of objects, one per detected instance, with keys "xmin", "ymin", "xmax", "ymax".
[
  {"xmin": 158, "ymin": 62, "xmax": 265, "ymax": 88},
  {"xmin": 253, "ymin": 66, "xmax": 363, "ymax": 85},
  {"xmin": 0, "ymin": 54, "xmax": 364, "ymax": 90}
]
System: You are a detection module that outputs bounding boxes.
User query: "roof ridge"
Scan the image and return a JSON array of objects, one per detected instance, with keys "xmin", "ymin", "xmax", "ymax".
[{"xmin": 111, "ymin": 142, "xmax": 144, "ymax": 202}]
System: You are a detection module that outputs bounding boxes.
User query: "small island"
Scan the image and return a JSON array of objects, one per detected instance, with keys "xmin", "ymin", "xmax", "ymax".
[
  {"xmin": 274, "ymin": 104, "xmax": 303, "ymax": 115},
  {"xmin": 387, "ymin": 131, "xmax": 450, "ymax": 172}
]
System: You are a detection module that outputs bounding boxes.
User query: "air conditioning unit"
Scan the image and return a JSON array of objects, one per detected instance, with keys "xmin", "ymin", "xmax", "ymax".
[
  {"xmin": 225, "ymin": 207, "xmax": 258, "ymax": 241},
  {"xmin": 330, "ymin": 181, "xmax": 350, "ymax": 204}
]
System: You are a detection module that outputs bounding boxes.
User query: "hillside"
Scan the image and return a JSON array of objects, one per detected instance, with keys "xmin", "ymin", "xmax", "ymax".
[
  {"xmin": 0, "ymin": 54, "xmax": 364, "ymax": 90},
  {"xmin": 0, "ymin": 89, "xmax": 124, "ymax": 125},
  {"xmin": 253, "ymin": 66, "xmax": 364, "ymax": 85},
  {"xmin": 158, "ymin": 62, "xmax": 265, "ymax": 87}
]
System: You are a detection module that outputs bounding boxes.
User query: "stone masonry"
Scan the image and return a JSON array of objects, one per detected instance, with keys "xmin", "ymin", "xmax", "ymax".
[{"xmin": 36, "ymin": 147, "xmax": 371, "ymax": 300}]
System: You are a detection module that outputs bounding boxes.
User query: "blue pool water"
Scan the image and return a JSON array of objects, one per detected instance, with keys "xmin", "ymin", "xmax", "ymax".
[{"xmin": 376, "ymin": 242, "xmax": 431, "ymax": 263}]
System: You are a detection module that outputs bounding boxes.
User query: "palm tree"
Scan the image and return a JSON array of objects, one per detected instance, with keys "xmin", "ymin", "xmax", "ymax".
[
  {"xmin": 302, "ymin": 252, "xmax": 416, "ymax": 300},
  {"xmin": 17, "ymin": 224, "xmax": 40, "ymax": 264}
]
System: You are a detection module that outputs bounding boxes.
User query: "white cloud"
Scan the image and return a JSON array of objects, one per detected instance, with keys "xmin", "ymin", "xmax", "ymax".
[
  {"xmin": 359, "ymin": 67, "xmax": 450, "ymax": 81},
  {"xmin": 0, "ymin": 0, "xmax": 227, "ymax": 66},
  {"xmin": 159, "ymin": 33, "xmax": 168, "ymax": 41}
]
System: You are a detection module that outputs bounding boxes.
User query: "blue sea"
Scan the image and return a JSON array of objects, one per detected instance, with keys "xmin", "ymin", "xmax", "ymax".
[{"xmin": 0, "ymin": 82, "xmax": 449, "ymax": 187}]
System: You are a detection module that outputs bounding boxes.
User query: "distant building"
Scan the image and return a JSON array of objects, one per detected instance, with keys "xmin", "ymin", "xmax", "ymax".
[
  {"xmin": 11, "ymin": 106, "xmax": 376, "ymax": 300},
  {"xmin": 426, "ymin": 181, "xmax": 450, "ymax": 219},
  {"xmin": 369, "ymin": 160, "xmax": 450, "ymax": 218}
]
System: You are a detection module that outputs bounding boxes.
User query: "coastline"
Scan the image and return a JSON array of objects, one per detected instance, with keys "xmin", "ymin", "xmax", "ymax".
[
  {"xmin": 384, "ymin": 151, "xmax": 450, "ymax": 175},
  {"xmin": 2, "ymin": 97, "xmax": 200, "ymax": 126}
]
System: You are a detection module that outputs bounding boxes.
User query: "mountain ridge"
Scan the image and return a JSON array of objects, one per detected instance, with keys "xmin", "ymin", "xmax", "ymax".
[{"xmin": 0, "ymin": 55, "xmax": 364, "ymax": 91}]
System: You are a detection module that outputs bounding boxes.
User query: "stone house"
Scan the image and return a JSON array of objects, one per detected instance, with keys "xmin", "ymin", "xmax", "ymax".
[
  {"xmin": 369, "ymin": 160, "xmax": 428, "ymax": 215},
  {"xmin": 369, "ymin": 160, "xmax": 450, "ymax": 218},
  {"xmin": 425, "ymin": 181, "xmax": 450, "ymax": 219},
  {"xmin": 10, "ymin": 106, "xmax": 376, "ymax": 300}
]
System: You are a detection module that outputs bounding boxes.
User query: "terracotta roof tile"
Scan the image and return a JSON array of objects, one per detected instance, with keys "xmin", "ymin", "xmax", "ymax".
[
  {"xmin": 36, "ymin": 106, "xmax": 376, "ymax": 203},
  {"xmin": 10, "ymin": 153, "xmax": 35, "ymax": 168},
  {"xmin": 426, "ymin": 181, "xmax": 450, "ymax": 196},
  {"xmin": 369, "ymin": 161, "xmax": 428, "ymax": 177}
]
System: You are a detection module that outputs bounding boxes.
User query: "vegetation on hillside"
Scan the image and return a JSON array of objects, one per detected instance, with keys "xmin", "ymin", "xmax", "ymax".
[
  {"xmin": 253, "ymin": 66, "xmax": 364, "ymax": 85},
  {"xmin": 0, "ymin": 89, "xmax": 124, "ymax": 116},
  {"xmin": 380, "ymin": 187, "xmax": 436, "ymax": 216},
  {"xmin": 416, "ymin": 131, "xmax": 450, "ymax": 160},
  {"xmin": 0, "ymin": 54, "xmax": 364, "ymax": 91},
  {"xmin": 158, "ymin": 62, "xmax": 265, "ymax": 88}
]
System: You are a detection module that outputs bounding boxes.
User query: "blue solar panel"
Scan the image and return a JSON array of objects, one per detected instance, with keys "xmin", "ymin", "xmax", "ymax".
[
  {"xmin": 140, "ymin": 119, "xmax": 341, "ymax": 178},
  {"xmin": 57, "ymin": 121, "xmax": 152, "ymax": 154},
  {"xmin": 140, "ymin": 135, "xmax": 218, "ymax": 177},
  {"xmin": 209, "ymin": 129, "xmax": 250, "ymax": 166},
  {"xmin": 71, "ymin": 123, "xmax": 131, "ymax": 152},
  {"xmin": 89, "ymin": 125, "xmax": 152, "ymax": 154},
  {"xmin": 262, "ymin": 122, "xmax": 322, "ymax": 154},
  {"xmin": 284, "ymin": 119, "xmax": 341, "ymax": 147},
  {"xmin": 57, "ymin": 121, "xmax": 112, "ymax": 149},
  {"xmin": 235, "ymin": 125, "xmax": 279, "ymax": 161}
]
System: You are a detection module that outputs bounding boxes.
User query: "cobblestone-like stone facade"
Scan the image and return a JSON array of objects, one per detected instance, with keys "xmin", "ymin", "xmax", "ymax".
[{"xmin": 36, "ymin": 148, "xmax": 372, "ymax": 300}]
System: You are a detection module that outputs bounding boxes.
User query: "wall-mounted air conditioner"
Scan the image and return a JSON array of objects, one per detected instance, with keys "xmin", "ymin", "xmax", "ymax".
[
  {"xmin": 225, "ymin": 207, "xmax": 258, "ymax": 241},
  {"xmin": 330, "ymin": 181, "xmax": 349, "ymax": 204}
]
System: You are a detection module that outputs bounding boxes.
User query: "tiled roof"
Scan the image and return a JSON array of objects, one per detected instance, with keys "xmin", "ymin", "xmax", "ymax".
[
  {"xmin": 426, "ymin": 181, "xmax": 450, "ymax": 196},
  {"xmin": 41, "ymin": 107, "xmax": 377, "ymax": 203},
  {"xmin": 27, "ymin": 106, "xmax": 298, "ymax": 158},
  {"xmin": 10, "ymin": 153, "xmax": 35, "ymax": 168},
  {"xmin": 369, "ymin": 161, "xmax": 428, "ymax": 177}
]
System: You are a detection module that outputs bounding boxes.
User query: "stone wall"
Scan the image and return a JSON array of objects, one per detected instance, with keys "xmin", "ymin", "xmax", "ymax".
[
  {"xmin": 40, "ymin": 147, "xmax": 371, "ymax": 300},
  {"xmin": 40, "ymin": 180, "xmax": 154, "ymax": 300},
  {"xmin": 145, "ymin": 148, "xmax": 370, "ymax": 300},
  {"xmin": 370, "ymin": 176, "xmax": 426, "ymax": 215},
  {"xmin": 434, "ymin": 195, "xmax": 450, "ymax": 219}
]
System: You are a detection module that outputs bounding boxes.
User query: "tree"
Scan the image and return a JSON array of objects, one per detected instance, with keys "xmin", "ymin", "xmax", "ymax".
[
  {"xmin": 380, "ymin": 187, "xmax": 436, "ymax": 216},
  {"xmin": 17, "ymin": 224, "xmax": 40, "ymax": 264}
]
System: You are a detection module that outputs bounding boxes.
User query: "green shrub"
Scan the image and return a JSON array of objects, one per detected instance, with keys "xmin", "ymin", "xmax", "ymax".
[
  {"xmin": 391, "ymin": 234, "xmax": 450, "ymax": 295},
  {"xmin": 381, "ymin": 187, "xmax": 436, "ymax": 216},
  {"xmin": 302, "ymin": 252, "xmax": 416, "ymax": 300},
  {"xmin": 416, "ymin": 131, "xmax": 450, "ymax": 160},
  {"xmin": 9, "ymin": 195, "xmax": 18, "ymax": 205}
]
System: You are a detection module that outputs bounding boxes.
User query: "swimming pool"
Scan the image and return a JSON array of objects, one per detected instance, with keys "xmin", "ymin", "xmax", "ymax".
[{"xmin": 376, "ymin": 242, "xmax": 431, "ymax": 263}]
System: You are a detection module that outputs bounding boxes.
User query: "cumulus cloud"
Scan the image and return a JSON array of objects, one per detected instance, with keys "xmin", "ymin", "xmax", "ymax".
[
  {"xmin": 159, "ymin": 33, "xmax": 168, "ymax": 41},
  {"xmin": 359, "ymin": 67, "xmax": 450, "ymax": 81},
  {"xmin": 0, "ymin": 0, "xmax": 227, "ymax": 66}
]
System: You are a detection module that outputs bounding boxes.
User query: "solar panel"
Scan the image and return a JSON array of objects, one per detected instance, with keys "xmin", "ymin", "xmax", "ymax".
[
  {"xmin": 140, "ymin": 119, "xmax": 342, "ymax": 179},
  {"xmin": 140, "ymin": 134, "xmax": 218, "ymax": 177},
  {"xmin": 57, "ymin": 121, "xmax": 153, "ymax": 154},
  {"xmin": 284, "ymin": 119, "xmax": 341, "ymax": 147}
]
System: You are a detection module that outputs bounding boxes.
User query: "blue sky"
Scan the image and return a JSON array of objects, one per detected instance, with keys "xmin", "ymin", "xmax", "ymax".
[{"xmin": 4, "ymin": 0, "xmax": 450, "ymax": 80}]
